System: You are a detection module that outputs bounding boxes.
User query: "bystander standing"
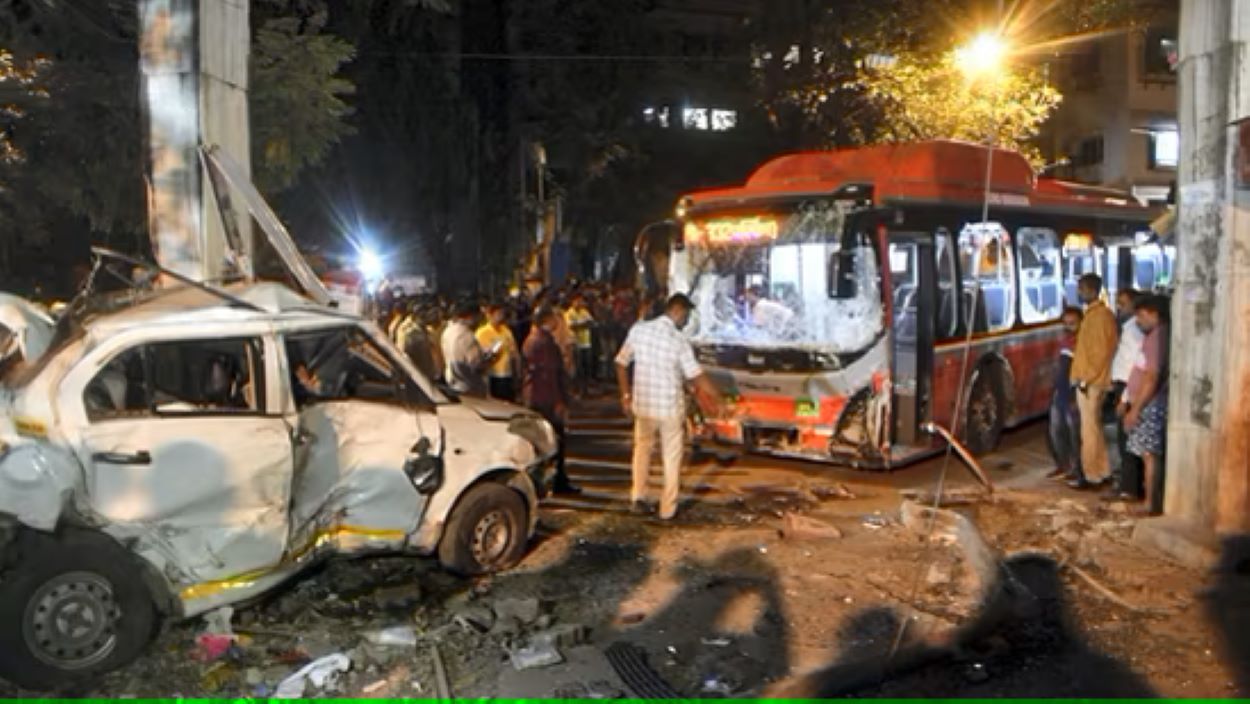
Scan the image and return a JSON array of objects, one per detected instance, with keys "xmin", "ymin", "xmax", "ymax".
[
  {"xmin": 1122, "ymin": 295, "xmax": 1169, "ymax": 516},
  {"xmin": 476, "ymin": 303, "xmax": 521, "ymax": 402},
  {"xmin": 523, "ymin": 306, "xmax": 579, "ymax": 495},
  {"xmin": 1069, "ymin": 274, "xmax": 1119, "ymax": 490},
  {"xmin": 615, "ymin": 294, "xmax": 723, "ymax": 520}
]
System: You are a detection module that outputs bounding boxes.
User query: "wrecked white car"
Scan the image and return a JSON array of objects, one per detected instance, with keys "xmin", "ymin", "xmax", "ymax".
[{"xmin": 0, "ymin": 276, "xmax": 557, "ymax": 690}]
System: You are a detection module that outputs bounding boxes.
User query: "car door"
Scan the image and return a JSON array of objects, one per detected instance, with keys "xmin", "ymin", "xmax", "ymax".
[
  {"xmin": 75, "ymin": 334, "xmax": 295, "ymax": 584},
  {"xmin": 282, "ymin": 324, "xmax": 440, "ymax": 551}
]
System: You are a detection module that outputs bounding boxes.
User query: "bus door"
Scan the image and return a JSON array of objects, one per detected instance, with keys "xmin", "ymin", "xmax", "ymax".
[{"xmin": 886, "ymin": 232, "xmax": 935, "ymax": 447}]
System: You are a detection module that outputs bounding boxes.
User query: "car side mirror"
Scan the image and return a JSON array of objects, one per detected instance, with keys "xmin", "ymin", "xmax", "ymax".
[{"xmin": 404, "ymin": 437, "xmax": 443, "ymax": 495}]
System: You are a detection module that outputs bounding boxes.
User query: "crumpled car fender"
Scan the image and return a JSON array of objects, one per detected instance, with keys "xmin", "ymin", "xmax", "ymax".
[{"xmin": 0, "ymin": 442, "xmax": 83, "ymax": 532}]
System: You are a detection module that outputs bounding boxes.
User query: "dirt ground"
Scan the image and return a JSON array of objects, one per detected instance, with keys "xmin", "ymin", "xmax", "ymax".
[{"xmin": 2, "ymin": 445, "xmax": 1244, "ymax": 699}]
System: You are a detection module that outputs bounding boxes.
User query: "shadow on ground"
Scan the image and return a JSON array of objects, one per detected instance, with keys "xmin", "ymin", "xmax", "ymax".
[
  {"xmin": 1205, "ymin": 534, "xmax": 1250, "ymax": 697},
  {"xmin": 777, "ymin": 552, "xmax": 1157, "ymax": 697}
]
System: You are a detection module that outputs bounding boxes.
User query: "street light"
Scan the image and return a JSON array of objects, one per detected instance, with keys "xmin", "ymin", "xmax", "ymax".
[
  {"xmin": 954, "ymin": 31, "xmax": 1008, "ymax": 81},
  {"xmin": 357, "ymin": 246, "xmax": 384, "ymax": 283}
]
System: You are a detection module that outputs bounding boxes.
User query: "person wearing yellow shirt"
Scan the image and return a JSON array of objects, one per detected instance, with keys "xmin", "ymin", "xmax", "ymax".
[
  {"xmin": 565, "ymin": 294, "xmax": 596, "ymax": 396},
  {"xmin": 476, "ymin": 304, "xmax": 521, "ymax": 402}
]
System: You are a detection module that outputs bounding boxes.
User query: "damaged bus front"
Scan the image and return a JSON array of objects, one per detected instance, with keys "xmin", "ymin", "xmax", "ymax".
[{"xmin": 664, "ymin": 193, "xmax": 892, "ymax": 465}]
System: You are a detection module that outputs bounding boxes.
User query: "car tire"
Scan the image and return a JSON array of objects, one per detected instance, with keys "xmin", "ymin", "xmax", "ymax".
[
  {"xmin": 965, "ymin": 366, "xmax": 1005, "ymax": 454},
  {"xmin": 0, "ymin": 530, "xmax": 158, "ymax": 691},
  {"xmin": 438, "ymin": 482, "xmax": 529, "ymax": 576}
]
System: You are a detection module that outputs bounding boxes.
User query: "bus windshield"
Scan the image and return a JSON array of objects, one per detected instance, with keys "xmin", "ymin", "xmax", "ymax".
[{"xmin": 675, "ymin": 200, "xmax": 883, "ymax": 355}]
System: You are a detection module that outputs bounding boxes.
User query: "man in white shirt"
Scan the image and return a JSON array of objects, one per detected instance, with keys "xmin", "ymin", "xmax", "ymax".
[
  {"xmin": 1107, "ymin": 288, "xmax": 1145, "ymax": 500},
  {"xmin": 441, "ymin": 301, "xmax": 494, "ymax": 397},
  {"xmin": 615, "ymin": 294, "xmax": 723, "ymax": 520},
  {"xmin": 744, "ymin": 286, "xmax": 796, "ymax": 338}
]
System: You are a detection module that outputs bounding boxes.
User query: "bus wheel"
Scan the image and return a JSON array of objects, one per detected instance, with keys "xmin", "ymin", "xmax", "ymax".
[{"xmin": 965, "ymin": 368, "xmax": 1004, "ymax": 454}]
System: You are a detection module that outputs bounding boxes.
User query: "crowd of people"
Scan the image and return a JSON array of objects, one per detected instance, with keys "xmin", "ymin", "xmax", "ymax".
[
  {"xmin": 1047, "ymin": 274, "xmax": 1171, "ymax": 516},
  {"xmin": 372, "ymin": 282, "xmax": 649, "ymax": 497}
]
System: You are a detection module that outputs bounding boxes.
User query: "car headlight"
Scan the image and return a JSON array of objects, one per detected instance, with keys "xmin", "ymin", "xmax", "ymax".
[{"xmin": 508, "ymin": 414, "xmax": 557, "ymax": 459}]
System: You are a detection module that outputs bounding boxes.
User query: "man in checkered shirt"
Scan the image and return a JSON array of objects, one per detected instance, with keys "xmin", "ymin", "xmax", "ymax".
[{"xmin": 615, "ymin": 294, "xmax": 722, "ymax": 519}]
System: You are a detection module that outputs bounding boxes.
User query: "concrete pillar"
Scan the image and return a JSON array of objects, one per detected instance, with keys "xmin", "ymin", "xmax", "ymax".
[
  {"xmin": 139, "ymin": 0, "xmax": 250, "ymax": 282},
  {"xmin": 1137, "ymin": 0, "xmax": 1250, "ymax": 565}
]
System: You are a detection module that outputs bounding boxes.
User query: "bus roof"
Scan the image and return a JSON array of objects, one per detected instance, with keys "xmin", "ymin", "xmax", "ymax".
[{"xmin": 681, "ymin": 140, "xmax": 1155, "ymax": 217}]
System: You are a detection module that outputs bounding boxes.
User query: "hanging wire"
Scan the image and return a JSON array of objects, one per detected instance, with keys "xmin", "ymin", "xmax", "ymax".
[{"xmin": 885, "ymin": 140, "xmax": 998, "ymax": 666}]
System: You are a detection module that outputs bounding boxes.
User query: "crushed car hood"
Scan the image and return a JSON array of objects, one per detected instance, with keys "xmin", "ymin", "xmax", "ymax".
[{"xmin": 456, "ymin": 395, "xmax": 535, "ymax": 423}]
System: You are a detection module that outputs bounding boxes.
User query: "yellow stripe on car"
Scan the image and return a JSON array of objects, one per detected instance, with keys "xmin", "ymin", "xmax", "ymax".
[{"xmin": 179, "ymin": 525, "xmax": 405, "ymax": 601}]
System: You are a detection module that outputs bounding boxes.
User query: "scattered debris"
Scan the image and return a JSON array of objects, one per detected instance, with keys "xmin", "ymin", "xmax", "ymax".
[
  {"xmin": 617, "ymin": 612, "xmax": 646, "ymax": 626},
  {"xmin": 1065, "ymin": 562, "xmax": 1165, "ymax": 614},
  {"xmin": 202, "ymin": 606, "xmax": 235, "ymax": 636},
  {"xmin": 900, "ymin": 487, "xmax": 987, "ymax": 507},
  {"xmin": 553, "ymin": 680, "xmax": 626, "ymax": 699},
  {"xmin": 274, "ymin": 653, "xmax": 351, "ymax": 699},
  {"xmin": 364, "ymin": 625, "xmax": 418, "ymax": 648},
  {"xmin": 862, "ymin": 514, "xmax": 890, "ymax": 530},
  {"xmin": 367, "ymin": 583, "xmax": 424, "ymax": 611},
  {"xmin": 701, "ymin": 674, "xmax": 735, "ymax": 695},
  {"xmin": 362, "ymin": 678, "xmax": 389, "ymax": 695},
  {"xmin": 193, "ymin": 634, "xmax": 239, "ymax": 663},
  {"xmin": 493, "ymin": 596, "xmax": 542, "ymax": 625},
  {"xmin": 925, "ymin": 561, "xmax": 953, "ymax": 587},
  {"xmin": 430, "ymin": 644, "xmax": 452, "ymax": 701},
  {"xmin": 780, "ymin": 512, "xmax": 843, "ymax": 541},
  {"xmin": 509, "ymin": 640, "xmax": 565, "ymax": 671},
  {"xmin": 533, "ymin": 623, "xmax": 591, "ymax": 649},
  {"xmin": 491, "ymin": 615, "xmax": 523, "ymax": 638},
  {"xmin": 813, "ymin": 483, "xmax": 857, "ymax": 500},
  {"xmin": 452, "ymin": 603, "xmax": 496, "ymax": 633}
]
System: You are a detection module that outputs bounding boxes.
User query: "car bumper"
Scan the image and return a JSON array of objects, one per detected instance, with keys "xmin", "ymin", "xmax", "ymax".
[{"xmin": 528, "ymin": 453, "xmax": 558, "ymax": 499}]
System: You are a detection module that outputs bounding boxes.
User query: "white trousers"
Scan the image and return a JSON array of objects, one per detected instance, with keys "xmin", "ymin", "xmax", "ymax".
[{"xmin": 631, "ymin": 415, "xmax": 686, "ymax": 519}]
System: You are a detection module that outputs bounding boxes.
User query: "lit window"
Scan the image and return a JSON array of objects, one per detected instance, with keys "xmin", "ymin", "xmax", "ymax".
[
  {"xmin": 784, "ymin": 44, "xmax": 801, "ymax": 68},
  {"xmin": 1152, "ymin": 129, "xmax": 1179, "ymax": 169},
  {"xmin": 643, "ymin": 106, "xmax": 669, "ymax": 128},
  {"xmin": 710, "ymin": 109, "xmax": 737, "ymax": 131},
  {"xmin": 683, "ymin": 107, "xmax": 709, "ymax": 131}
]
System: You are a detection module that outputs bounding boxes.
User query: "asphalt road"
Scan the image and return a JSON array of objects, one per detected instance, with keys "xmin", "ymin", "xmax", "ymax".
[{"xmin": 547, "ymin": 395, "xmax": 1055, "ymax": 516}]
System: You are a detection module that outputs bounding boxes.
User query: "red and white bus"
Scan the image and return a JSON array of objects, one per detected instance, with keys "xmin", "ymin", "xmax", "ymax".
[{"xmin": 638, "ymin": 140, "xmax": 1168, "ymax": 468}]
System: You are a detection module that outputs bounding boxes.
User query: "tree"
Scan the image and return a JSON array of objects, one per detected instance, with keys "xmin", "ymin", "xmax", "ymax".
[
  {"xmin": 755, "ymin": 0, "xmax": 1170, "ymax": 156},
  {"xmin": 250, "ymin": 10, "xmax": 356, "ymax": 193},
  {"xmin": 850, "ymin": 52, "xmax": 1062, "ymax": 163}
]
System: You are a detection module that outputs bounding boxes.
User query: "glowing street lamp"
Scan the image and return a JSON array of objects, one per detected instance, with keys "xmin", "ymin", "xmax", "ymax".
[
  {"xmin": 954, "ymin": 31, "xmax": 1008, "ymax": 81},
  {"xmin": 357, "ymin": 246, "xmax": 384, "ymax": 283}
]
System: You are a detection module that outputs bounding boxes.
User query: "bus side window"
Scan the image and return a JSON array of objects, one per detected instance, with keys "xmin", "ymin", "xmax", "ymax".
[
  {"xmin": 958, "ymin": 223, "xmax": 1017, "ymax": 334},
  {"xmin": 1062, "ymin": 234, "xmax": 1099, "ymax": 305},
  {"xmin": 935, "ymin": 228, "xmax": 958, "ymax": 339},
  {"xmin": 1017, "ymin": 228, "xmax": 1063, "ymax": 324}
]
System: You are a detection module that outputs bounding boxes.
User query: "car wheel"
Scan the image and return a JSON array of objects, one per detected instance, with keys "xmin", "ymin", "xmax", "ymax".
[
  {"xmin": 0, "ymin": 530, "xmax": 158, "ymax": 691},
  {"xmin": 965, "ymin": 367, "xmax": 1005, "ymax": 454},
  {"xmin": 438, "ymin": 482, "xmax": 529, "ymax": 576}
]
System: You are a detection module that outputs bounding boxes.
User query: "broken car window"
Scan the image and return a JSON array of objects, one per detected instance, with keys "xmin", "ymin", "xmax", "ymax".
[
  {"xmin": 286, "ymin": 326, "xmax": 424, "ymax": 408},
  {"xmin": 84, "ymin": 338, "xmax": 263, "ymax": 421},
  {"xmin": 83, "ymin": 347, "xmax": 149, "ymax": 420}
]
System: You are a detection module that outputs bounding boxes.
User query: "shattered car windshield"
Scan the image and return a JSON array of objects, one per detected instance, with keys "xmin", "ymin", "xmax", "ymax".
[{"xmin": 679, "ymin": 200, "xmax": 883, "ymax": 354}]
